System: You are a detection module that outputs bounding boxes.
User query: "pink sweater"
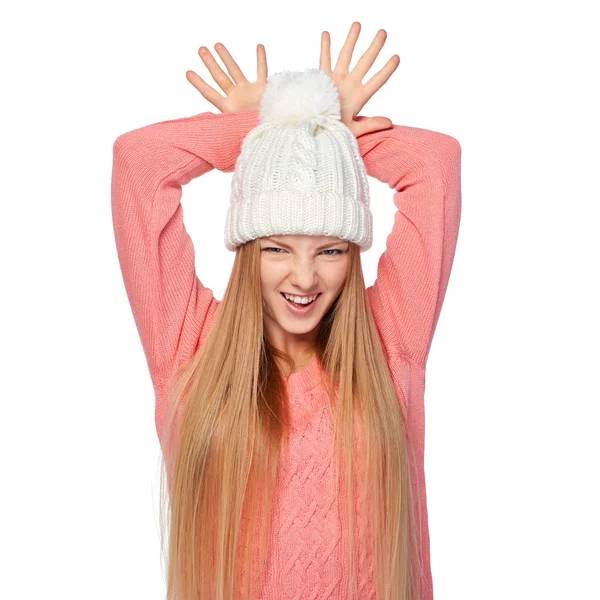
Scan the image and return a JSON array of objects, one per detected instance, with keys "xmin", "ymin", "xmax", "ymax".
[{"xmin": 111, "ymin": 109, "xmax": 462, "ymax": 599}]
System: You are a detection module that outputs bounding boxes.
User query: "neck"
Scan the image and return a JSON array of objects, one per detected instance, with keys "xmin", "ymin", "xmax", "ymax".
[{"xmin": 277, "ymin": 351, "xmax": 316, "ymax": 376}]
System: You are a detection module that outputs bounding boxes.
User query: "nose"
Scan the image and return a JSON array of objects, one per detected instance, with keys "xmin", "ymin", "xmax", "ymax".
[{"xmin": 288, "ymin": 260, "xmax": 319, "ymax": 291}]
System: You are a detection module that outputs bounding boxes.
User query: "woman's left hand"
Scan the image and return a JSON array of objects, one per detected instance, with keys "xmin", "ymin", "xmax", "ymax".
[
  {"xmin": 186, "ymin": 43, "xmax": 268, "ymax": 113},
  {"xmin": 319, "ymin": 22, "xmax": 400, "ymax": 138}
]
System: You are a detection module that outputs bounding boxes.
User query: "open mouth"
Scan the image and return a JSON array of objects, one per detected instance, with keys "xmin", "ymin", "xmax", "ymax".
[{"xmin": 280, "ymin": 292, "xmax": 321, "ymax": 311}]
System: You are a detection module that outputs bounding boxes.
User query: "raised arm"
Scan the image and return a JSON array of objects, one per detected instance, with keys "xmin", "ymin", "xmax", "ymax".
[
  {"xmin": 111, "ymin": 110, "xmax": 260, "ymax": 396},
  {"xmin": 357, "ymin": 123, "xmax": 462, "ymax": 368}
]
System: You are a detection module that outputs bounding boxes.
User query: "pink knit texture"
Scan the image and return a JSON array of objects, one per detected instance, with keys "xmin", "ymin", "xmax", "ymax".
[{"xmin": 111, "ymin": 109, "xmax": 462, "ymax": 599}]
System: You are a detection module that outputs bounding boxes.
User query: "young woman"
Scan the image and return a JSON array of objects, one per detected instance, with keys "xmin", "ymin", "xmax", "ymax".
[{"xmin": 111, "ymin": 22, "xmax": 462, "ymax": 600}]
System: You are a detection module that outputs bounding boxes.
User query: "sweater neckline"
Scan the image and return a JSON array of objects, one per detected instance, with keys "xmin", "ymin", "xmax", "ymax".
[{"xmin": 284, "ymin": 355, "xmax": 322, "ymax": 395}]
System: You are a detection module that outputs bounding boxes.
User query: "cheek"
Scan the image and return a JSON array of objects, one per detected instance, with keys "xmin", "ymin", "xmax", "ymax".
[
  {"xmin": 259, "ymin": 263, "xmax": 273, "ymax": 290},
  {"xmin": 323, "ymin": 262, "xmax": 349, "ymax": 289},
  {"xmin": 259, "ymin": 262, "xmax": 283, "ymax": 299}
]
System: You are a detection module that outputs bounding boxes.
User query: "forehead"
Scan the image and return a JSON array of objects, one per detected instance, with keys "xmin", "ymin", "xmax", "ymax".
[{"xmin": 261, "ymin": 234, "xmax": 345, "ymax": 247}]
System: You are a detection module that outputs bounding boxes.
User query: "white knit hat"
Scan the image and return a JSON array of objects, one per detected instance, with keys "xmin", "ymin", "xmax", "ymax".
[{"xmin": 224, "ymin": 68, "xmax": 373, "ymax": 252}]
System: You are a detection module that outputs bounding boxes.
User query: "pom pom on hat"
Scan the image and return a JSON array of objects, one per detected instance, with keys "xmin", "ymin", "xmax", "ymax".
[{"xmin": 259, "ymin": 68, "xmax": 341, "ymax": 126}]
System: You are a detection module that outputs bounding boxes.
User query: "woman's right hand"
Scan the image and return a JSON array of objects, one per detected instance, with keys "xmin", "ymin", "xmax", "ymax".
[
  {"xmin": 319, "ymin": 22, "xmax": 400, "ymax": 138},
  {"xmin": 186, "ymin": 43, "xmax": 268, "ymax": 114}
]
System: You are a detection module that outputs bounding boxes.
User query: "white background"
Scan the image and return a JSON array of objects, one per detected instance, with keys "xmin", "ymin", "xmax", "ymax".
[{"xmin": 2, "ymin": 1, "xmax": 599, "ymax": 598}]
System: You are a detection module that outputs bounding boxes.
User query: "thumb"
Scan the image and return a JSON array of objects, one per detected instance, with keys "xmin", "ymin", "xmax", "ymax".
[{"xmin": 351, "ymin": 116, "xmax": 393, "ymax": 137}]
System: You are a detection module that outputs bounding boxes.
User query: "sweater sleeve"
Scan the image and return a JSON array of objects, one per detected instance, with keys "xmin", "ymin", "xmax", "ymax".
[
  {"xmin": 111, "ymin": 109, "xmax": 260, "ymax": 394},
  {"xmin": 356, "ymin": 123, "xmax": 462, "ymax": 368}
]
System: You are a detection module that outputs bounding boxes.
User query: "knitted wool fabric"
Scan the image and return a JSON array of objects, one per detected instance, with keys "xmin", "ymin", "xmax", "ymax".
[{"xmin": 224, "ymin": 68, "xmax": 373, "ymax": 252}]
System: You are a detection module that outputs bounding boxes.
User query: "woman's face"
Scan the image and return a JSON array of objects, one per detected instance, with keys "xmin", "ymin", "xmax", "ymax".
[{"xmin": 259, "ymin": 234, "xmax": 350, "ymax": 345}]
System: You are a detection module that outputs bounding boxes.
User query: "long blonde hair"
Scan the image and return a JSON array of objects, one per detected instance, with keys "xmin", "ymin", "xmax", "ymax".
[{"xmin": 157, "ymin": 238, "xmax": 425, "ymax": 599}]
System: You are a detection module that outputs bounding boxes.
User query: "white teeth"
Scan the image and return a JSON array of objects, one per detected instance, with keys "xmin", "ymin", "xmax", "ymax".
[{"xmin": 283, "ymin": 293, "xmax": 318, "ymax": 305}]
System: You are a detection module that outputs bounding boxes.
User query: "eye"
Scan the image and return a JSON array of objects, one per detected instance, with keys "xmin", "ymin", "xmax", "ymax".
[{"xmin": 261, "ymin": 247, "xmax": 344, "ymax": 256}]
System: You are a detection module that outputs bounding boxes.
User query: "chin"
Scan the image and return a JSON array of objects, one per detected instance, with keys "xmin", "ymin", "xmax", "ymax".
[
  {"xmin": 279, "ymin": 319, "xmax": 320, "ymax": 335},
  {"xmin": 266, "ymin": 307, "xmax": 322, "ymax": 336}
]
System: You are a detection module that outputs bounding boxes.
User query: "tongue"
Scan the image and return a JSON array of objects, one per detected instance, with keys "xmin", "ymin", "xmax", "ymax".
[{"xmin": 292, "ymin": 299, "xmax": 310, "ymax": 306}]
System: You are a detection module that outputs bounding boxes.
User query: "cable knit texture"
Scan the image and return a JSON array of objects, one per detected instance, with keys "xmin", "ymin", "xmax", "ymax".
[
  {"xmin": 111, "ymin": 109, "xmax": 462, "ymax": 599},
  {"xmin": 225, "ymin": 69, "xmax": 373, "ymax": 252}
]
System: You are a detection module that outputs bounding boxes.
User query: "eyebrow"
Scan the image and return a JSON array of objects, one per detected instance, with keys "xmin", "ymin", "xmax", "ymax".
[{"xmin": 264, "ymin": 238, "xmax": 349, "ymax": 251}]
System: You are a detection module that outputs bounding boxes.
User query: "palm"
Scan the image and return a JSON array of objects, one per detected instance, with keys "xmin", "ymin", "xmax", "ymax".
[
  {"xmin": 220, "ymin": 80, "xmax": 265, "ymax": 113},
  {"xmin": 327, "ymin": 71, "xmax": 365, "ymax": 123},
  {"xmin": 319, "ymin": 22, "xmax": 400, "ymax": 138},
  {"xmin": 186, "ymin": 43, "xmax": 268, "ymax": 114}
]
